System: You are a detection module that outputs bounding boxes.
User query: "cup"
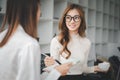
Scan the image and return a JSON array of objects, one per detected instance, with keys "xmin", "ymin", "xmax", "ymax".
[{"xmin": 98, "ymin": 62, "xmax": 110, "ymax": 71}]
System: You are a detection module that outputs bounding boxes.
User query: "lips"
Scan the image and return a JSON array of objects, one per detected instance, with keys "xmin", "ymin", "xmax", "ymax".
[{"xmin": 69, "ymin": 25, "xmax": 76, "ymax": 28}]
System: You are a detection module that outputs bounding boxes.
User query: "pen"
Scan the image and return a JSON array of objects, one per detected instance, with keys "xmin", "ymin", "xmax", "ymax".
[{"xmin": 41, "ymin": 53, "xmax": 61, "ymax": 65}]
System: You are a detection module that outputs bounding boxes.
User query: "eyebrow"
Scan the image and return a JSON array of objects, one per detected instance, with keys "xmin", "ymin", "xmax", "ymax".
[{"xmin": 66, "ymin": 15, "xmax": 80, "ymax": 16}]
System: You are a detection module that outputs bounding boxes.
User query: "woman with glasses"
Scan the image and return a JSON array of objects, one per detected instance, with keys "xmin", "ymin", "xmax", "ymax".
[{"xmin": 44, "ymin": 4, "xmax": 106, "ymax": 80}]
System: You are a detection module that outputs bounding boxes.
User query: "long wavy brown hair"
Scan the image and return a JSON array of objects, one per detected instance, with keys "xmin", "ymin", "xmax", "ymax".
[
  {"xmin": 0, "ymin": 0, "xmax": 40, "ymax": 47},
  {"xmin": 58, "ymin": 4, "xmax": 86, "ymax": 59}
]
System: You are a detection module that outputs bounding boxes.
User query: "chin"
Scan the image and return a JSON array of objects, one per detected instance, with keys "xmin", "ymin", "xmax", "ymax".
[
  {"xmin": 69, "ymin": 28, "xmax": 77, "ymax": 31},
  {"xmin": 69, "ymin": 30, "xmax": 78, "ymax": 32}
]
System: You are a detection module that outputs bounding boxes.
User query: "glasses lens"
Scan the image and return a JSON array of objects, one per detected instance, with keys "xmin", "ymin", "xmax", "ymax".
[
  {"xmin": 74, "ymin": 15, "xmax": 81, "ymax": 22},
  {"xmin": 65, "ymin": 15, "xmax": 71, "ymax": 22}
]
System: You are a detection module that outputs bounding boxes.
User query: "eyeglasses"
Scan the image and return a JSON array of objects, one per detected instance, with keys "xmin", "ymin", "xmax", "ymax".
[{"xmin": 65, "ymin": 15, "xmax": 81, "ymax": 22}]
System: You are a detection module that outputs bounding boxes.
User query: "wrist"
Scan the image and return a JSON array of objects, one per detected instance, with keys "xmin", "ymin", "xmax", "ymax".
[{"xmin": 94, "ymin": 66, "xmax": 99, "ymax": 72}]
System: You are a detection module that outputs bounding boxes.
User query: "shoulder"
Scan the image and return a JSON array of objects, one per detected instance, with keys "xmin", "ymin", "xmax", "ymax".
[
  {"xmin": 84, "ymin": 37, "xmax": 91, "ymax": 45},
  {"xmin": 50, "ymin": 36, "xmax": 63, "ymax": 48},
  {"xmin": 51, "ymin": 36, "xmax": 59, "ymax": 45},
  {"xmin": 12, "ymin": 26, "xmax": 39, "ymax": 48},
  {"xmin": 81, "ymin": 37, "xmax": 91, "ymax": 47},
  {"xmin": 0, "ymin": 29, "xmax": 8, "ymax": 42},
  {"xmin": 20, "ymin": 34, "xmax": 39, "ymax": 48}
]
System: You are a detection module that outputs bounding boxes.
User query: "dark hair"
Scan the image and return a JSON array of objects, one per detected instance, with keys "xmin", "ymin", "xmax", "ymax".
[
  {"xmin": 58, "ymin": 4, "xmax": 86, "ymax": 59},
  {"xmin": 0, "ymin": 0, "xmax": 40, "ymax": 47}
]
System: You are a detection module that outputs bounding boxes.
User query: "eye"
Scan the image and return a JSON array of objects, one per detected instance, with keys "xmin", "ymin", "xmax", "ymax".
[
  {"xmin": 74, "ymin": 15, "xmax": 80, "ymax": 19},
  {"xmin": 66, "ymin": 15, "xmax": 71, "ymax": 19}
]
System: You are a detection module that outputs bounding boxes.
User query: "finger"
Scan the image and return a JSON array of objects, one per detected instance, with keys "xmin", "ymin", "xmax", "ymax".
[
  {"xmin": 44, "ymin": 56, "xmax": 49, "ymax": 61},
  {"xmin": 65, "ymin": 62, "xmax": 73, "ymax": 66},
  {"xmin": 45, "ymin": 56, "xmax": 51, "ymax": 59},
  {"xmin": 44, "ymin": 56, "xmax": 52, "ymax": 61},
  {"xmin": 49, "ymin": 57, "xmax": 54, "ymax": 60}
]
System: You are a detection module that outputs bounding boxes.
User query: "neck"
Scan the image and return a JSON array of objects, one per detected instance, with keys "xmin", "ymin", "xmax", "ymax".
[{"xmin": 69, "ymin": 30, "xmax": 78, "ymax": 36}]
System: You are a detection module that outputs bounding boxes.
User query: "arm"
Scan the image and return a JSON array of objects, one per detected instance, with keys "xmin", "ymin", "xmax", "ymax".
[
  {"xmin": 50, "ymin": 37, "xmax": 61, "ymax": 60},
  {"xmin": 82, "ymin": 42, "xmax": 95, "ymax": 73},
  {"xmin": 44, "ymin": 38, "xmax": 61, "ymax": 67},
  {"xmin": 44, "ymin": 69, "xmax": 61, "ymax": 80},
  {"xmin": 44, "ymin": 63, "xmax": 72, "ymax": 80},
  {"xmin": 16, "ymin": 43, "xmax": 40, "ymax": 80},
  {"xmin": 82, "ymin": 41, "xmax": 106, "ymax": 73},
  {"xmin": 43, "ymin": 38, "xmax": 72, "ymax": 80}
]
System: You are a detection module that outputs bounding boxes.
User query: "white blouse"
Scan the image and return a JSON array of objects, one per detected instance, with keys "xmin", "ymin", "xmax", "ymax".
[
  {"xmin": 0, "ymin": 25, "xmax": 40, "ymax": 80},
  {"xmin": 50, "ymin": 34, "xmax": 94, "ymax": 75}
]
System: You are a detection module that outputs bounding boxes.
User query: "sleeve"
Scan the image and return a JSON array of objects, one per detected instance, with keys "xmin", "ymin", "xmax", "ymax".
[
  {"xmin": 50, "ymin": 37, "xmax": 61, "ymax": 60},
  {"xmin": 44, "ymin": 69, "xmax": 61, "ymax": 80},
  {"xmin": 16, "ymin": 43, "xmax": 41, "ymax": 80},
  {"xmin": 82, "ymin": 41, "xmax": 95, "ymax": 73},
  {"xmin": 43, "ymin": 37, "xmax": 62, "ymax": 80}
]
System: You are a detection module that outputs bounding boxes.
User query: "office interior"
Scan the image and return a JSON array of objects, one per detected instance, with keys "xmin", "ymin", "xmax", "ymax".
[
  {"xmin": 0, "ymin": 0, "xmax": 120, "ymax": 78},
  {"xmin": 37, "ymin": 0, "xmax": 120, "ymax": 66}
]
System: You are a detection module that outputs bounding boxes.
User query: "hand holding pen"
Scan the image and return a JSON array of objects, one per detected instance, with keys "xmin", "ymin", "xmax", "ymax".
[
  {"xmin": 42, "ymin": 53, "xmax": 72, "ymax": 74},
  {"xmin": 42, "ymin": 53, "xmax": 61, "ymax": 67}
]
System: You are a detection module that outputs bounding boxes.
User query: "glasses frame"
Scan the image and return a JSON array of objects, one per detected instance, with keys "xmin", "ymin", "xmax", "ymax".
[{"xmin": 65, "ymin": 15, "xmax": 81, "ymax": 22}]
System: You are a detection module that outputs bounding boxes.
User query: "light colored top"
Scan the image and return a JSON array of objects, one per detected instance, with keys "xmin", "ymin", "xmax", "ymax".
[
  {"xmin": 50, "ymin": 34, "xmax": 94, "ymax": 75},
  {"xmin": 0, "ymin": 25, "xmax": 40, "ymax": 80},
  {"xmin": 41, "ymin": 66, "xmax": 61, "ymax": 80}
]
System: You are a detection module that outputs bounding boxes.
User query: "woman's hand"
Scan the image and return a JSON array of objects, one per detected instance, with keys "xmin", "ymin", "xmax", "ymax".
[
  {"xmin": 44, "ymin": 56, "xmax": 73, "ymax": 76},
  {"xmin": 94, "ymin": 66, "xmax": 101, "ymax": 72},
  {"xmin": 94, "ymin": 66, "xmax": 109, "ymax": 72},
  {"xmin": 55, "ymin": 62, "xmax": 73, "ymax": 76},
  {"xmin": 44, "ymin": 56, "xmax": 55, "ymax": 67}
]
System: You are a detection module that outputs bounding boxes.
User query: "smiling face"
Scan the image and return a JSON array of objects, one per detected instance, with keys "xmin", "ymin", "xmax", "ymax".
[{"xmin": 65, "ymin": 9, "xmax": 81, "ymax": 34}]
